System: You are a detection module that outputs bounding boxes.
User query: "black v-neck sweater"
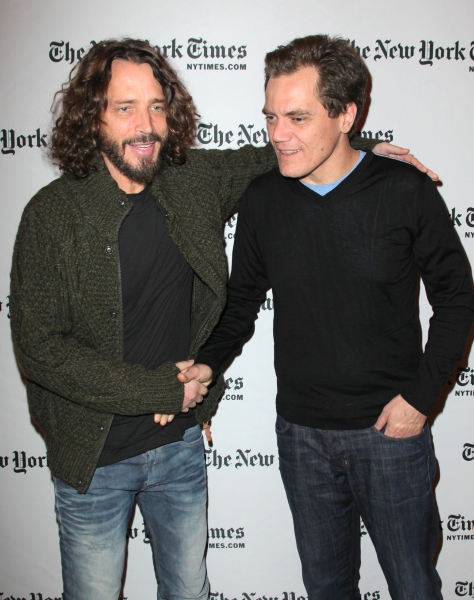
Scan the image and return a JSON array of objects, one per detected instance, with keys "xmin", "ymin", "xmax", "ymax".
[{"xmin": 197, "ymin": 153, "xmax": 474, "ymax": 429}]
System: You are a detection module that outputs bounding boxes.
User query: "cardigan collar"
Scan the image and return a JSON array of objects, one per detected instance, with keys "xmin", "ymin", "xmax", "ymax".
[{"xmin": 62, "ymin": 151, "xmax": 225, "ymax": 301}]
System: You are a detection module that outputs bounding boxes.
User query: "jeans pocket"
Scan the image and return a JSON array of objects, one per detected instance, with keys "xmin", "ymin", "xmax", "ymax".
[
  {"xmin": 370, "ymin": 424, "xmax": 425, "ymax": 442},
  {"xmin": 275, "ymin": 414, "xmax": 291, "ymax": 434},
  {"xmin": 182, "ymin": 424, "xmax": 203, "ymax": 445}
]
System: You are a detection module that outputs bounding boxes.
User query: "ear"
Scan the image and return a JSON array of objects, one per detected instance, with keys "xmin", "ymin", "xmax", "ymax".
[{"xmin": 340, "ymin": 102, "xmax": 357, "ymax": 134}]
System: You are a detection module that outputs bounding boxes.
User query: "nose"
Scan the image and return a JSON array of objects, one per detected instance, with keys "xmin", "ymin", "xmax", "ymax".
[
  {"xmin": 135, "ymin": 108, "xmax": 153, "ymax": 135},
  {"xmin": 269, "ymin": 118, "xmax": 291, "ymax": 144}
]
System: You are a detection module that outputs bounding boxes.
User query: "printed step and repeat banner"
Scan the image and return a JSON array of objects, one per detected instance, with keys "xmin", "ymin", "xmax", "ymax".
[{"xmin": 1, "ymin": 1, "xmax": 473, "ymax": 598}]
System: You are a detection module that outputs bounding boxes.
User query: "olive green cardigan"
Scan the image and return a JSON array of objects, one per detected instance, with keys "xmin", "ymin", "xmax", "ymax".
[{"xmin": 10, "ymin": 139, "xmax": 376, "ymax": 492}]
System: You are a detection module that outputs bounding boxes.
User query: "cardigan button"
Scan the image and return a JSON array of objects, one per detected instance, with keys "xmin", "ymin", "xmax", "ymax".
[
  {"xmin": 76, "ymin": 479, "xmax": 82, "ymax": 485},
  {"xmin": 110, "ymin": 309, "xmax": 117, "ymax": 319},
  {"xmin": 98, "ymin": 425, "xmax": 104, "ymax": 432},
  {"xmin": 105, "ymin": 245, "xmax": 113, "ymax": 254},
  {"xmin": 118, "ymin": 199, "xmax": 126, "ymax": 207}
]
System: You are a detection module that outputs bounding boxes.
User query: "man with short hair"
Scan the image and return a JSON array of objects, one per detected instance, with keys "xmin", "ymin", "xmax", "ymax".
[{"xmin": 182, "ymin": 35, "xmax": 474, "ymax": 599}]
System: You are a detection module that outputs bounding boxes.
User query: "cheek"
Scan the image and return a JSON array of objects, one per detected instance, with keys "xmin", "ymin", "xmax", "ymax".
[
  {"xmin": 103, "ymin": 120, "xmax": 129, "ymax": 140},
  {"xmin": 153, "ymin": 115, "xmax": 168, "ymax": 133}
]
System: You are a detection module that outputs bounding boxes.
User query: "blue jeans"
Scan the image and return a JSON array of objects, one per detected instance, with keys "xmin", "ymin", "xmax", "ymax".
[
  {"xmin": 276, "ymin": 415, "xmax": 441, "ymax": 600},
  {"xmin": 54, "ymin": 424, "xmax": 208, "ymax": 600}
]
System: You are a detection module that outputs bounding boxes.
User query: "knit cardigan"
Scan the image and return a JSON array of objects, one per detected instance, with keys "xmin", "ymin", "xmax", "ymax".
[{"xmin": 10, "ymin": 138, "xmax": 376, "ymax": 493}]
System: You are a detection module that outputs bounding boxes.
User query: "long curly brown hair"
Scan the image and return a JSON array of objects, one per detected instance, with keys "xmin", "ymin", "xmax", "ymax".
[{"xmin": 51, "ymin": 39, "xmax": 198, "ymax": 177}]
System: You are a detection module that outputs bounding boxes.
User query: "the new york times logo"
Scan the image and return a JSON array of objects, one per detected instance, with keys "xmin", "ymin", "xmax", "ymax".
[
  {"xmin": 208, "ymin": 526, "xmax": 245, "ymax": 549},
  {"xmin": 450, "ymin": 207, "xmax": 474, "ymax": 239},
  {"xmin": 356, "ymin": 129, "xmax": 393, "ymax": 143},
  {"xmin": 441, "ymin": 514, "xmax": 474, "ymax": 541},
  {"xmin": 349, "ymin": 38, "xmax": 474, "ymax": 70},
  {"xmin": 0, "ymin": 596, "xmax": 126, "ymax": 600},
  {"xmin": 49, "ymin": 38, "xmax": 246, "ymax": 64},
  {"xmin": 1, "ymin": 129, "xmax": 47, "ymax": 156},
  {"xmin": 199, "ymin": 124, "xmax": 394, "ymax": 150},
  {"xmin": 49, "ymin": 40, "xmax": 92, "ymax": 63},
  {"xmin": 0, "ymin": 594, "xmax": 63, "ymax": 600},
  {"xmin": 210, "ymin": 592, "xmax": 307, "ymax": 600},
  {"xmin": 462, "ymin": 444, "xmax": 474, "ymax": 461},
  {"xmin": 205, "ymin": 448, "xmax": 274, "ymax": 469},
  {"xmin": 223, "ymin": 375, "xmax": 244, "ymax": 401},
  {"xmin": 455, "ymin": 581, "xmax": 474, "ymax": 597},
  {"xmin": 127, "ymin": 521, "xmax": 246, "ymax": 548},
  {"xmin": 198, "ymin": 123, "xmax": 268, "ymax": 148},
  {"xmin": 450, "ymin": 365, "xmax": 474, "ymax": 393},
  {"xmin": 0, "ymin": 451, "xmax": 48, "ymax": 473}
]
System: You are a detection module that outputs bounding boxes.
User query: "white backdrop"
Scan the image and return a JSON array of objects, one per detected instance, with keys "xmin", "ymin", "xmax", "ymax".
[{"xmin": 1, "ymin": 1, "xmax": 474, "ymax": 599}]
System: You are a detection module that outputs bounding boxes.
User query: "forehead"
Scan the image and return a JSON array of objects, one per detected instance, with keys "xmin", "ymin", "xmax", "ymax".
[
  {"xmin": 107, "ymin": 60, "xmax": 164, "ymax": 98},
  {"xmin": 265, "ymin": 66, "xmax": 321, "ymax": 108}
]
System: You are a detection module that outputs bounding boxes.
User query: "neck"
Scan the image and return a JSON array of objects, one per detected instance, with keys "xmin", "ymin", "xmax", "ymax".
[
  {"xmin": 301, "ymin": 137, "xmax": 359, "ymax": 186},
  {"xmin": 101, "ymin": 153, "xmax": 146, "ymax": 194}
]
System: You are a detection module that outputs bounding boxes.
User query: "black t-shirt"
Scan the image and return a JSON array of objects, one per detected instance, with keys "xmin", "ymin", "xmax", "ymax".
[{"xmin": 98, "ymin": 185, "xmax": 195, "ymax": 467}]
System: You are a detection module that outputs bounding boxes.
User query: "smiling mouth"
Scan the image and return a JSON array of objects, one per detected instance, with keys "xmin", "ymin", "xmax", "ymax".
[
  {"xmin": 122, "ymin": 134, "xmax": 162, "ymax": 156},
  {"xmin": 127, "ymin": 141, "xmax": 157, "ymax": 156},
  {"xmin": 131, "ymin": 142, "xmax": 155, "ymax": 149},
  {"xmin": 279, "ymin": 149, "xmax": 301, "ymax": 156}
]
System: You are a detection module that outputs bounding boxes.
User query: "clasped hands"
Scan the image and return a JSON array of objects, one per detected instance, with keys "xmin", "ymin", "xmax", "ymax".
[{"xmin": 154, "ymin": 361, "xmax": 213, "ymax": 426}]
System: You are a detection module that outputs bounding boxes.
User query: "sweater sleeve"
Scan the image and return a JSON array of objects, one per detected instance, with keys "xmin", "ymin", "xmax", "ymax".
[
  {"xmin": 195, "ymin": 191, "xmax": 269, "ymax": 375},
  {"xmin": 10, "ymin": 200, "xmax": 184, "ymax": 417},
  {"xmin": 400, "ymin": 177, "xmax": 474, "ymax": 415}
]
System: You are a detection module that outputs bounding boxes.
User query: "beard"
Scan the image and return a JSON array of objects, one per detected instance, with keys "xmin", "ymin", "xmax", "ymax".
[{"xmin": 98, "ymin": 131, "xmax": 168, "ymax": 185}]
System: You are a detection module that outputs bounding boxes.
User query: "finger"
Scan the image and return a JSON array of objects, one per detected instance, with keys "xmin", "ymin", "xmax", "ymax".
[
  {"xmin": 183, "ymin": 395, "xmax": 203, "ymax": 410},
  {"xmin": 154, "ymin": 414, "xmax": 162, "ymax": 423},
  {"xmin": 426, "ymin": 169, "xmax": 439, "ymax": 182},
  {"xmin": 393, "ymin": 154, "xmax": 439, "ymax": 181},
  {"xmin": 387, "ymin": 144, "xmax": 410, "ymax": 155},
  {"xmin": 159, "ymin": 414, "xmax": 169, "ymax": 426},
  {"xmin": 177, "ymin": 371, "xmax": 191, "ymax": 383},
  {"xmin": 374, "ymin": 142, "xmax": 409, "ymax": 156},
  {"xmin": 177, "ymin": 365, "xmax": 200, "ymax": 383},
  {"xmin": 175, "ymin": 359, "xmax": 194, "ymax": 371},
  {"xmin": 374, "ymin": 413, "xmax": 388, "ymax": 431}
]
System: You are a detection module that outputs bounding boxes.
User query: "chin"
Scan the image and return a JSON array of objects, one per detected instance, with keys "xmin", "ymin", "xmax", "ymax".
[{"xmin": 278, "ymin": 165, "xmax": 304, "ymax": 179}]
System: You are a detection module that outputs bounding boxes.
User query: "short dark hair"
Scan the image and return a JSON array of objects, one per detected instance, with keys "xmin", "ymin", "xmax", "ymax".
[
  {"xmin": 51, "ymin": 38, "xmax": 198, "ymax": 178},
  {"xmin": 264, "ymin": 35, "xmax": 368, "ymax": 133}
]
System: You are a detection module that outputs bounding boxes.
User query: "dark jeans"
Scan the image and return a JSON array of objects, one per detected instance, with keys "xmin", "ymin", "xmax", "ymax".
[{"xmin": 276, "ymin": 415, "xmax": 441, "ymax": 600}]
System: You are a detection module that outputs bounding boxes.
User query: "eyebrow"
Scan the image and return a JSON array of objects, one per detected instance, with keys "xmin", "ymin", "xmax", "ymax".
[
  {"xmin": 262, "ymin": 108, "xmax": 313, "ymax": 117},
  {"xmin": 111, "ymin": 97, "xmax": 166, "ymax": 105}
]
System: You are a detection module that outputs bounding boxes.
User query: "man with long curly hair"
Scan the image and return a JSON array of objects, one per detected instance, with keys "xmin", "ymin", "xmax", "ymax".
[{"xmin": 10, "ymin": 38, "xmax": 435, "ymax": 599}]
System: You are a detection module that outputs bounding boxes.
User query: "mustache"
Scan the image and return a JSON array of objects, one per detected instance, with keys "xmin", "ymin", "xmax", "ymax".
[{"xmin": 121, "ymin": 133, "xmax": 164, "ymax": 150}]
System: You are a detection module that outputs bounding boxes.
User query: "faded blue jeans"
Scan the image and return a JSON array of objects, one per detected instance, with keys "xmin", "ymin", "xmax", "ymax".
[
  {"xmin": 276, "ymin": 415, "xmax": 441, "ymax": 600},
  {"xmin": 54, "ymin": 424, "xmax": 209, "ymax": 600}
]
